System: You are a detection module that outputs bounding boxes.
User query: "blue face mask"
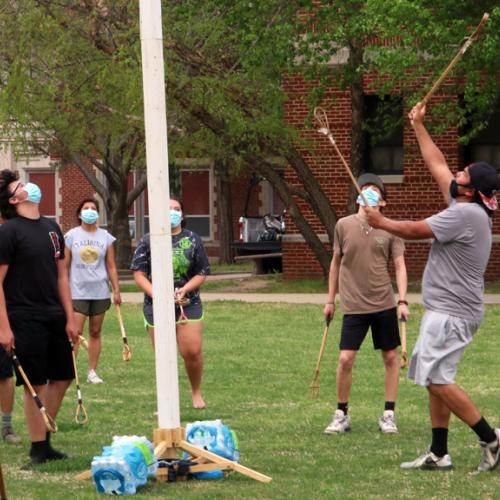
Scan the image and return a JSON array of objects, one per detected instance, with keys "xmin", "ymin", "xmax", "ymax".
[
  {"xmin": 170, "ymin": 209, "xmax": 182, "ymax": 228},
  {"xmin": 81, "ymin": 208, "xmax": 99, "ymax": 224},
  {"xmin": 23, "ymin": 183, "xmax": 42, "ymax": 204},
  {"xmin": 357, "ymin": 186, "xmax": 380, "ymax": 207}
]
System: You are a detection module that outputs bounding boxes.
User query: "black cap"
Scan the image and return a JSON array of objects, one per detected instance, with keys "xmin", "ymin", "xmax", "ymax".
[
  {"xmin": 357, "ymin": 173, "xmax": 386, "ymax": 199},
  {"xmin": 468, "ymin": 162, "xmax": 500, "ymax": 198}
]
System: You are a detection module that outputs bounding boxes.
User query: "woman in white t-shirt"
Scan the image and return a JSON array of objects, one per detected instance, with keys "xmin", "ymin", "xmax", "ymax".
[{"xmin": 63, "ymin": 198, "xmax": 121, "ymax": 384}]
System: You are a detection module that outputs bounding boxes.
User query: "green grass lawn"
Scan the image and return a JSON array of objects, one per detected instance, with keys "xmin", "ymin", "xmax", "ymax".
[{"xmin": 3, "ymin": 303, "xmax": 500, "ymax": 499}]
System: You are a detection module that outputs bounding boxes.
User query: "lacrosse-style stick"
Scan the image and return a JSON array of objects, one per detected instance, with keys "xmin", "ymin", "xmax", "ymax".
[
  {"xmin": 422, "ymin": 13, "xmax": 489, "ymax": 104},
  {"xmin": 71, "ymin": 344, "xmax": 88, "ymax": 425},
  {"xmin": 309, "ymin": 316, "xmax": 332, "ymax": 397},
  {"xmin": 0, "ymin": 463, "xmax": 7, "ymax": 500},
  {"xmin": 314, "ymin": 107, "xmax": 369, "ymax": 207},
  {"xmin": 115, "ymin": 303, "xmax": 132, "ymax": 361},
  {"xmin": 400, "ymin": 318, "xmax": 408, "ymax": 369},
  {"xmin": 11, "ymin": 350, "xmax": 57, "ymax": 433},
  {"xmin": 78, "ymin": 335, "xmax": 89, "ymax": 351},
  {"xmin": 175, "ymin": 293, "xmax": 191, "ymax": 322}
]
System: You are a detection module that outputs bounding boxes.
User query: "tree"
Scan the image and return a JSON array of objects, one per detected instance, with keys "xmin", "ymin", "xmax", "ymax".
[
  {"xmin": 296, "ymin": 0, "xmax": 500, "ymax": 211},
  {"xmin": 1, "ymin": 1, "xmax": 498, "ymax": 276},
  {"xmin": 0, "ymin": 1, "xmax": 146, "ymax": 267}
]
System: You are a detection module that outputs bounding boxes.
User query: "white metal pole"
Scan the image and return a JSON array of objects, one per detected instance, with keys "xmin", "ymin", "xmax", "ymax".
[{"xmin": 139, "ymin": 0, "xmax": 180, "ymax": 429}]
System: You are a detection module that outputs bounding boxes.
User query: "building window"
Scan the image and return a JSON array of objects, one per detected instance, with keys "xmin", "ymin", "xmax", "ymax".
[
  {"xmin": 462, "ymin": 107, "xmax": 500, "ymax": 170},
  {"xmin": 181, "ymin": 170, "xmax": 211, "ymax": 238},
  {"xmin": 365, "ymin": 95, "xmax": 404, "ymax": 175},
  {"xmin": 28, "ymin": 171, "xmax": 56, "ymax": 221}
]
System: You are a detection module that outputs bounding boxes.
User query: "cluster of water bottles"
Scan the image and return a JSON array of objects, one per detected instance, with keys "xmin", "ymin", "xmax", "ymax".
[
  {"xmin": 184, "ymin": 419, "xmax": 240, "ymax": 480},
  {"xmin": 90, "ymin": 421, "xmax": 240, "ymax": 494},
  {"xmin": 91, "ymin": 435, "xmax": 158, "ymax": 495}
]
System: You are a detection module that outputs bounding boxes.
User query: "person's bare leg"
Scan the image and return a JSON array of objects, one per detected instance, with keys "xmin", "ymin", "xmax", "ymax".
[
  {"xmin": 176, "ymin": 321, "xmax": 205, "ymax": 409},
  {"xmin": 73, "ymin": 312, "xmax": 87, "ymax": 359},
  {"xmin": 88, "ymin": 313, "xmax": 105, "ymax": 372},
  {"xmin": 147, "ymin": 326, "xmax": 155, "ymax": 347},
  {"xmin": 428, "ymin": 388, "xmax": 451, "ymax": 428},
  {"xmin": 428, "ymin": 383, "xmax": 481, "ymax": 426},
  {"xmin": 336, "ymin": 350, "xmax": 357, "ymax": 404},
  {"xmin": 45, "ymin": 380, "xmax": 72, "ymax": 422},
  {"xmin": 24, "ymin": 384, "xmax": 49, "ymax": 442},
  {"xmin": 382, "ymin": 348, "xmax": 399, "ymax": 402},
  {"xmin": 0, "ymin": 377, "xmax": 14, "ymax": 414}
]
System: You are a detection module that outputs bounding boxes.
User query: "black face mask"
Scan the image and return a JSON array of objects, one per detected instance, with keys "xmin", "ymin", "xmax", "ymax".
[{"xmin": 450, "ymin": 180, "xmax": 473, "ymax": 199}]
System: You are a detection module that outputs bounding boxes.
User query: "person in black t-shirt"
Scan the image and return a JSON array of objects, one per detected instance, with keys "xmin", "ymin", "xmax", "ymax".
[
  {"xmin": 0, "ymin": 215, "xmax": 21, "ymax": 444},
  {"xmin": 0, "ymin": 169, "xmax": 79, "ymax": 468}
]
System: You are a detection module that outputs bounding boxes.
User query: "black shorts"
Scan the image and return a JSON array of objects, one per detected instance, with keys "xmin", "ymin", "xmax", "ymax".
[
  {"xmin": 9, "ymin": 312, "xmax": 74, "ymax": 387},
  {"xmin": 0, "ymin": 347, "xmax": 13, "ymax": 379},
  {"xmin": 143, "ymin": 301, "xmax": 204, "ymax": 327},
  {"xmin": 339, "ymin": 307, "xmax": 400, "ymax": 352}
]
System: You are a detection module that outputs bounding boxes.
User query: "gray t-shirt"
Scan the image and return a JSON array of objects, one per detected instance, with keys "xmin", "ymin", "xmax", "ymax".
[
  {"xmin": 423, "ymin": 200, "xmax": 492, "ymax": 322},
  {"xmin": 65, "ymin": 226, "xmax": 116, "ymax": 300}
]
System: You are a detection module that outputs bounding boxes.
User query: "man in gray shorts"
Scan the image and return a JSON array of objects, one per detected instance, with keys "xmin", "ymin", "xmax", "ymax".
[{"xmin": 367, "ymin": 102, "xmax": 500, "ymax": 472}]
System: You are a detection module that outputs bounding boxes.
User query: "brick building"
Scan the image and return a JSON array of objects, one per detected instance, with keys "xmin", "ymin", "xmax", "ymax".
[
  {"xmin": 282, "ymin": 73, "xmax": 500, "ymax": 280},
  {"xmin": 1, "ymin": 79, "xmax": 499, "ymax": 280}
]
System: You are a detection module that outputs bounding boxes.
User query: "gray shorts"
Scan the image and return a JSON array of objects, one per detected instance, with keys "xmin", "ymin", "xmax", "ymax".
[{"xmin": 408, "ymin": 310, "xmax": 479, "ymax": 386}]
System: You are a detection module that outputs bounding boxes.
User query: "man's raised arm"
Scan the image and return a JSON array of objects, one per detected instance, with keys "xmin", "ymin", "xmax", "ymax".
[{"xmin": 409, "ymin": 102, "xmax": 453, "ymax": 204}]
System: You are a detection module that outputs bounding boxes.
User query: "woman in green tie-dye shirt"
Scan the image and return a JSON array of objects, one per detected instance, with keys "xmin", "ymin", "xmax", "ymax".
[{"xmin": 131, "ymin": 196, "xmax": 210, "ymax": 409}]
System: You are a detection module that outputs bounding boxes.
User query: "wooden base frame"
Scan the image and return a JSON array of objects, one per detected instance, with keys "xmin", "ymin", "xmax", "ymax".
[
  {"xmin": 75, "ymin": 427, "xmax": 272, "ymax": 484},
  {"xmin": 154, "ymin": 427, "xmax": 272, "ymax": 483}
]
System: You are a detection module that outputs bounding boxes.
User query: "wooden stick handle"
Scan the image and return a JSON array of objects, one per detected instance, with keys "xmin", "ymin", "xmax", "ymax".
[
  {"xmin": 328, "ymin": 137, "xmax": 369, "ymax": 206},
  {"xmin": 0, "ymin": 463, "xmax": 7, "ymax": 500},
  {"xmin": 11, "ymin": 352, "xmax": 58, "ymax": 432},
  {"xmin": 422, "ymin": 13, "xmax": 489, "ymax": 104},
  {"xmin": 400, "ymin": 319, "xmax": 408, "ymax": 369},
  {"xmin": 115, "ymin": 303, "xmax": 127, "ymax": 338},
  {"xmin": 313, "ymin": 320, "xmax": 331, "ymax": 374}
]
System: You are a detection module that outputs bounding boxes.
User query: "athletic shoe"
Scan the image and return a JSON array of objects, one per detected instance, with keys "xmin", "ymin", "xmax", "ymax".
[
  {"xmin": 378, "ymin": 410, "xmax": 398, "ymax": 433},
  {"xmin": 324, "ymin": 409, "xmax": 351, "ymax": 434},
  {"xmin": 400, "ymin": 449, "xmax": 453, "ymax": 470},
  {"xmin": 87, "ymin": 369, "xmax": 103, "ymax": 384},
  {"xmin": 478, "ymin": 428, "xmax": 500, "ymax": 472},
  {"xmin": 2, "ymin": 426, "xmax": 21, "ymax": 444}
]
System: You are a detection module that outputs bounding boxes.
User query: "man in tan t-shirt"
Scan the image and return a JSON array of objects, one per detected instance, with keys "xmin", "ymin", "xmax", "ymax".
[{"xmin": 323, "ymin": 173, "xmax": 410, "ymax": 434}]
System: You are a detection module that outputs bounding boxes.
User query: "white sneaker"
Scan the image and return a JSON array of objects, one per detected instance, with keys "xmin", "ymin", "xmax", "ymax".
[
  {"xmin": 401, "ymin": 449, "xmax": 453, "ymax": 470},
  {"xmin": 87, "ymin": 369, "xmax": 103, "ymax": 384},
  {"xmin": 379, "ymin": 410, "xmax": 398, "ymax": 433},
  {"xmin": 324, "ymin": 409, "xmax": 351, "ymax": 434},
  {"xmin": 478, "ymin": 428, "xmax": 500, "ymax": 472}
]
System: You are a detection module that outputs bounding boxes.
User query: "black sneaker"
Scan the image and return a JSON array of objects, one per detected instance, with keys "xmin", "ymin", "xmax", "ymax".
[
  {"xmin": 45, "ymin": 446, "xmax": 69, "ymax": 461},
  {"xmin": 21, "ymin": 454, "xmax": 48, "ymax": 470}
]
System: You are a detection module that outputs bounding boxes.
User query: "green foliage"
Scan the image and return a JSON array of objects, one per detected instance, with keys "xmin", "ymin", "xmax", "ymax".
[
  {"xmin": 296, "ymin": 0, "xmax": 500, "ymax": 138},
  {"xmin": 2, "ymin": 302, "xmax": 500, "ymax": 498}
]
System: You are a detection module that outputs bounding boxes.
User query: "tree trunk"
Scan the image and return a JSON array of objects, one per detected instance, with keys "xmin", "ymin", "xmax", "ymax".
[
  {"xmin": 215, "ymin": 159, "xmax": 234, "ymax": 264},
  {"xmin": 347, "ymin": 41, "xmax": 367, "ymax": 215},
  {"xmin": 249, "ymin": 157, "xmax": 332, "ymax": 276},
  {"xmin": 106, "ymin": 181, "xmax": 133, "ymax": 269}
]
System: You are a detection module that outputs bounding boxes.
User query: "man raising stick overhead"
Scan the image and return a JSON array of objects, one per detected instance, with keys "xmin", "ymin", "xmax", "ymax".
[{"xmin": 367, "ymin": 102, "xmax": 500, "ymax": 472}]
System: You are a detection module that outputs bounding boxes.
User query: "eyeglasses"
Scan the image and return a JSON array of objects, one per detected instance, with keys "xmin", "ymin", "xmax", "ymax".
[{"xmin": 8, "ymin": 182, "xmax": 24, "ymax": 199}]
